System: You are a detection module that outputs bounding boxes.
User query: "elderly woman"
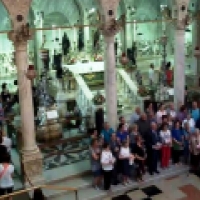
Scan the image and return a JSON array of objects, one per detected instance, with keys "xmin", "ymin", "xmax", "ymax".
[{"xmin": 189, "ymin": 129, "xmax": 200, "ymax": 171}]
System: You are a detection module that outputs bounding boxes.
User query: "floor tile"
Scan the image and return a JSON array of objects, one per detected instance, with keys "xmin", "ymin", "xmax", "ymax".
[
  {"xmin": 127, "ymin": 190, "xmax": 148, "ymax": 200},
  {"xmin": 142, "ymin": 185, "xmax": 162, "ymax": 197},
  {"xmin": 112, "ymin": 194, "xmax": 131, "ymax": 200},
  {"xmin": 179, "ymin": 184, "xmax": 200, "ymax": 200}
]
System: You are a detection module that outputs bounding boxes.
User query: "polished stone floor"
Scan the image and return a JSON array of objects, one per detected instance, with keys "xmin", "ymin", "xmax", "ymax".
[{"xmin": 103, "ymin": 173, "xmax": 200, "ymax": 200}]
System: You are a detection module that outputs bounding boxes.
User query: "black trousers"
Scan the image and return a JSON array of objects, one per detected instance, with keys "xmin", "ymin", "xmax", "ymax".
[
  {"xmin": 148, "ymin": 149, "xmax": 159, "ymax": 173},
  {"xmin": 173, "ymin": 149, "xmax": 181, "ymax": 164},
  {"xmin": 103, "ymin": 170, "xmax": 113, "ymax": 190}
]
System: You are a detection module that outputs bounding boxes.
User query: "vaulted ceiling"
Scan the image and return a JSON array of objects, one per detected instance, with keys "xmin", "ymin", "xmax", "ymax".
[{"xmin": 0, "ymin": 0, "xmax": 199, "ymax": 31}]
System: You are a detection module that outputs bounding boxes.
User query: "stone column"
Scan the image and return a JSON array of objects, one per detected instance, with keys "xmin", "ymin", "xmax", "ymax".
[
  {"xmin": 98, "ymin": 0, "xmax": 121, "ymax": 129},
  {"xmin": 104, "ymin": 35, "xmax": 118, "ymax": 129},
  {"xmin": 192, "ymin": 12, "xmax": 200, "ymax": 86},
  {"xmin": 173, "ymin": 0, "xmax": 190, "ymax": 109},
  {"xmin": 174, "ymin": 30, "xmax": 185, "ymax": 107},
  {"xmin": 1, "ymin": 0, "xmax": 44, "ymax": 185}
]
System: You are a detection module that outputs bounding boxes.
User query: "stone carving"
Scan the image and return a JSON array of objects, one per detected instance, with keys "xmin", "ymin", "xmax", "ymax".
[
  {"xmin": 8, "ymin": 23, "xmax": 33, "ymax": 45},
  {"xmin": 174, "ymin": 0, "xmax": 190, "ymax": 30},
  {"xmin": 99, "ymin": 18, "xmax": 121, "ymax": 37}
]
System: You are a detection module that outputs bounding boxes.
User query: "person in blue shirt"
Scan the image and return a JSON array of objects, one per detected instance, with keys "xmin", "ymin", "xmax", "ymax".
[
  {"xmin": 191, "ymin": 101, "xmax": 200, "ymax": 123},
  {"xmin": 116, "ymin": 124, "xmax": 129, "ymax": 145},
  {"xmin": 171, "ymin": 121, "xmax": 184, "ymax": 165},
  {"xmin": 100, "ymin": 122, "xmax": 114, "ymax": 143}
]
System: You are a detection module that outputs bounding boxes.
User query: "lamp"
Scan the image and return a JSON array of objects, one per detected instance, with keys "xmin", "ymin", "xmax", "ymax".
[
  {"xmin": 120, "ymin": 52, "xmax": 129, "ymax": 65},
  {"xmin": 194, "ymin": 46, "xmax": 200, "ymax": 58},
  {"xmin": 26, "ymin": 64, "xmax": 36, "ymax": 80}
]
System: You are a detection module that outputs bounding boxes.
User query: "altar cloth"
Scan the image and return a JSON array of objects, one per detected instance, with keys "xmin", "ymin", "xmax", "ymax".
[{"xmin": 63, "ymin": 62, "xmax": 104, "ymax": 74}]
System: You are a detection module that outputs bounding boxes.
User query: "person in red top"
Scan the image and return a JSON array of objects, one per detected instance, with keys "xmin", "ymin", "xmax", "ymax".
[{"xmin": 165, "ymin": 62, "xmax": 173, "ymax": 86}]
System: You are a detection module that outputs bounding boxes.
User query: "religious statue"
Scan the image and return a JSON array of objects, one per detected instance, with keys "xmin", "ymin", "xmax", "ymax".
[
  {"xmin": 62, "ymin": 32, "xmax": 70, "ymax": 56},
  {"xmin": 78, "ymin": 28, "xmax": 84, "ymax": 52}
]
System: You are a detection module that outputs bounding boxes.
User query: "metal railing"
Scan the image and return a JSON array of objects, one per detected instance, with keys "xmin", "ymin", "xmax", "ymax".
[{"xmin": 0, "ymin": 184, "xmax": 78, "ymax": 200}]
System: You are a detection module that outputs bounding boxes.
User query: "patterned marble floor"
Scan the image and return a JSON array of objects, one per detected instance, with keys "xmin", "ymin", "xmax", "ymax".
[{"xmin": 102, "ymin": 173, "xmax": 200, "ymax": 200}]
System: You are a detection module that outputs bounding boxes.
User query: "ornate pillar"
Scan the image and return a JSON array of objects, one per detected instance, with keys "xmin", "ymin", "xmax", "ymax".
[
  {"xmin": 192, "ymin": 12, "xmax": 200, "ymax": 86},
  {"xmin": 98, "ymin": 0, "xmax": 121, "ymax": 129},
  {"xmin": 1, "ymin": 0, "xmax": 44, "ymax": 185},
  {"xmin": 173, "ymin": 0, "xmax": 190, "ymax": 109}
]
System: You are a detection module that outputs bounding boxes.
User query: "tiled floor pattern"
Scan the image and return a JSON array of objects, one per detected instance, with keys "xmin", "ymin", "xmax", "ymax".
[{"xmin": 103, "ymin": 173, "xmax": 200, "ymax": 200}]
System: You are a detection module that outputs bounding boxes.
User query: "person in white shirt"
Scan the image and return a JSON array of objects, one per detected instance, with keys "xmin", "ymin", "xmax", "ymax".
[
  {"xmin": 148, "ymin": 64, "xmax": 155, "ymax": 85},
  {"xmin": 0, "ymin": 131, "xmax": 12, "ymax": 153},
  {"xmin": 156, "ymin": 104, "xmax": 166, "ymax": 124},
  {"xmin": 119, "ymin": 140, "xmax": 134, "ymax": 185},
  {"xmin": 160, "ymin": 123, "xmax": 172, "ymax": 168},
  {"xmin": 101, "ymin": 143, "xmax": 115, "ymax": 191},
  {"xmin": 0, "ymin": 153, "xmax": 14, "ymax": 198},
  {"xmin": 182, "ymin": 114, "xmax": 195, "ymax": 133},
  {"xmin": 168, "ymin": 103, "xmax": 177, "ymax": 120}
]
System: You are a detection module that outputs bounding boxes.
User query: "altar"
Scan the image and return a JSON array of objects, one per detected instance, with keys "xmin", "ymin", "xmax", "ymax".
[{"xmin": 63, "ymin": 61, "xmax": 104, "ymax": 74}]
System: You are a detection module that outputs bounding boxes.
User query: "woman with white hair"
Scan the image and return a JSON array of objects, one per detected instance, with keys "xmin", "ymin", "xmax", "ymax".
[{"xmin": 189, "ymin": 128, "xmax": 200, "ymax": 171}]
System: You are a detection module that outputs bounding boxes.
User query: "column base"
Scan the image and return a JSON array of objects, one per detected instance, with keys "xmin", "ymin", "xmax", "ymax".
[{"xmin": 21, "ymin": 148, "xmax": 45, "ymax": 186}]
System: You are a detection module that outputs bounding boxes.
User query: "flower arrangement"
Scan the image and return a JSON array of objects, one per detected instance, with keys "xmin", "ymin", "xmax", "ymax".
[
  {"xmin": 94, "ymin": 54, "xmax": 103, "ymax": 62},
  {"xmin": 93, "ymin": 93, "xmax": 105, "ymax": 105},
  {"xmin": 138, "ymin": 86, "xmax": 149, "ymax": 97},
  {"xmin": 120, "ymin": 52, "xmax": 129, "ymax": 65},
  {"xmin": 68, "ymin": 58, "xmax": 76, "ymax": 65}
]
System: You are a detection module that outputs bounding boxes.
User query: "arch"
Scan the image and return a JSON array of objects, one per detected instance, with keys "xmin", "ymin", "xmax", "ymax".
[{"xmin": 0, "ymin": 1, "xmax": 11, "ymax": 31}]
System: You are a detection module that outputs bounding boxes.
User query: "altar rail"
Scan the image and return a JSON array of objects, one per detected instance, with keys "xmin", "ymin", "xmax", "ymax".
[{"xmin": 117, "ymin": 68, "xmax": 144, "ymax": 111}]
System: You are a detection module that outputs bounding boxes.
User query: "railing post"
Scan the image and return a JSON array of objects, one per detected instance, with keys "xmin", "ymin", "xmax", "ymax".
[{"xmin": 75, "ymin": 190, "xmax": 78, "ymax": 200}]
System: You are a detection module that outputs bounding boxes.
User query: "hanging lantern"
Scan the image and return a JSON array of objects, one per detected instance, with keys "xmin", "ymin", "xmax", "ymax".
[
  {"xmin": 26, "ymin": 65, "xmax": 37, "ymax": 80},
  {"xmin": 120, "ymin": 52, "xmax": 129, "ymax": 65},
  {"xmin": 194, "ymin": 46, "xmax": 200, "ymax": 58}
]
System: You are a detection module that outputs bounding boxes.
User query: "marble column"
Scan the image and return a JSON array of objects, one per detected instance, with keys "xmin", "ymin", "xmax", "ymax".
[
  {"xmin": 9, "ymin": 33, "xmax": 44, "ymax": 186},
  {"xmin": 98, "ymin": 0, "xmax": 121, "ymax": 129},
  {"xmin": 173, "ymin": 0, "xmax": 190, "ymax": 109},
  {"xmin": 174, "ymin": 30, "xmax": 185, "ymax": 108},
  {"xmin": 104, "ymin": 35, "xmax": 118, "ymax": 129},
  {"xmin": 1, "ymin": 0, "xmax": 44, "ymax": 186},
  {"xmin": 192, "ymin": 15, "xmax": 200, "ymax": 86}
]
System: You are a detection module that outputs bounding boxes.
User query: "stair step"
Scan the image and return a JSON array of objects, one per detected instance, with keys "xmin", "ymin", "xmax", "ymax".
[{"xmin": 47, "ymin": 165, "xmax": 188, "ymax": 200}]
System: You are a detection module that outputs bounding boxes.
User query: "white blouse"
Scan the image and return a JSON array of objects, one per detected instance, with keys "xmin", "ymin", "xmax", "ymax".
[
  {"xmin": 101, "ymin": 151, "xmax": 115, "ymax": 171},
  {"xmin": 160, "ymin": 130, "xmax": 171, "ymax": 144},
  {"xmin": 119, "ymin": 147, "xmax": 130, "ymax": 158}
]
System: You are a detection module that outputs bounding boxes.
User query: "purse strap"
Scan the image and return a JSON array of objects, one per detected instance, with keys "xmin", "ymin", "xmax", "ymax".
[{"xmin": 0, "ymin": 164, "xmax": 9, "ymax": 179}]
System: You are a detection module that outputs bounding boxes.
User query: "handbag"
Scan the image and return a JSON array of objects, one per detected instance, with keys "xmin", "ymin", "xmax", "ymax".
[{"xmin": 0, "ymin": 164, "xmax": 9, "ymax": 179}]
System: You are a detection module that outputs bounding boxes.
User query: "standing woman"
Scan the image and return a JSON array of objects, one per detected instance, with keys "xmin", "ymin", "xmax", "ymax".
[
  {"xmin": 0, "ymin": 154, "xmax": 14, "ymax": 200},
  {"xmin": 119, "ymin": 140, "xmax": 134, "ymax": 185},
  {"xmin": 171, "ymin": 121, "xmax": 184, "ymax": 165},
  {"xmin": 132, "ymin": 135, "xmax": 146, "ymax": 182},
  {"xmin": 189, "ymin": 129, "xmax": 200, "ymax": 171},
  {"xmin": 89, "ymin": 139, "xmax": 102, "ymax": 190},
  {"xmin": 101, "ymin": 143, "xmax": 115, "ymax": 191},
  {"xmin": 160, "ymin": 123, "xmax": 172, "ymax": 168}
]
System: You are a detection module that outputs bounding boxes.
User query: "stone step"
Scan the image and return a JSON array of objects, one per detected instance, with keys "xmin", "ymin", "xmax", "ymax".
[{"xmin": 46, "ymin": 165, "xmax": 188, "ymax": 200}]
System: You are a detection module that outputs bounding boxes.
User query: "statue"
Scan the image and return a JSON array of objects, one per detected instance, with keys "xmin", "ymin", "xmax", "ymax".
[
  {"xmin": 62, "ymin": 32, "xmax": 70, "ymax": 56},
  {"xmin": 78, "ymin": 28, "xmax": 84, "ymax": 51}
]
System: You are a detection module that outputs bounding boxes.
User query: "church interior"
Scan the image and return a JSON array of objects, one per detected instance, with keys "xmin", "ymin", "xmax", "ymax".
[{"xmin": 1, "ymin": 0, "xmax": 200, "ymax": 199}]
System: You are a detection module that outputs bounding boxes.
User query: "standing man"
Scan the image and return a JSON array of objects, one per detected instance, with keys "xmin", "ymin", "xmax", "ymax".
[
  {"xmin": 147, "ymin": 122, "xmax": 161, "ymax": 175},
  {"xmin": 148, "ymin": 64, "xmax": 155, "ymax": 85}
]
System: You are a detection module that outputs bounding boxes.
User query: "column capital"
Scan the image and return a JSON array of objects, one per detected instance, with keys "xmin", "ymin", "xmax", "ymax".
[
  {"xmin": 173, "ymin": 0, "xmax": 191, "ymax": 30},
  {"xmin": 98, "ymin": 0, "xmax": 121, "ymax": 37},
  {"xmin": 1, "ymin": 0, "xmax": 32, "ymax": 30},
  {"xmin": 8, "ymin": 24, "xmax": 34, "ymax": 50}
]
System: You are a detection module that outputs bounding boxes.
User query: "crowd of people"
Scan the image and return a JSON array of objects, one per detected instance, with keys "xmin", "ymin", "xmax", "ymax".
[{"xmin": 89, "ymin": 101, "xmax": 200, "ymax": 192}]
